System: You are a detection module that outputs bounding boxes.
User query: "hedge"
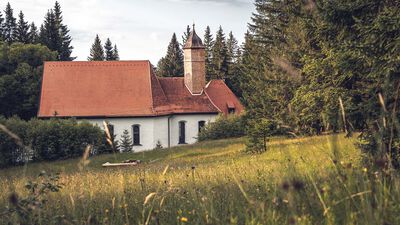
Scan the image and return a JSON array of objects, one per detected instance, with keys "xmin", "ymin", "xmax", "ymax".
[{"xmin": 0, "ymin": 117, "xmax": 110, "ymax": 168}]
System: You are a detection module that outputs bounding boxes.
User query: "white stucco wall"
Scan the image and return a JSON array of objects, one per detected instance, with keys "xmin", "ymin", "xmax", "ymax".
[{"xmin": 80, "ymin": 114, "xmax": 217, "ymax": 152}]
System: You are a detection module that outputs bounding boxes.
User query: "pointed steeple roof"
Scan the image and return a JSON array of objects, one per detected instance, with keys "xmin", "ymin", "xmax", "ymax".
[{"xmin": 183, "ymin": 24, "xmax": 205, "ymax": 49}]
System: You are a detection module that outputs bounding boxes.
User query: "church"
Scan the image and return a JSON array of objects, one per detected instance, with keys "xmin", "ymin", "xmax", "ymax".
[{"xmin": 38, "ymin": 27, "xmax": 244, "ymax": 151}]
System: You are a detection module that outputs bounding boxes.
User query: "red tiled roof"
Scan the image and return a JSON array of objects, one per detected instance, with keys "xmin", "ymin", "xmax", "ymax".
[
  {"xmin": 204, "ymin": 80, "xmax": 245, "ymax": 115},
  {"xmin": 38, "ymin": 61, "xmax": 243, "ymax": 118}
]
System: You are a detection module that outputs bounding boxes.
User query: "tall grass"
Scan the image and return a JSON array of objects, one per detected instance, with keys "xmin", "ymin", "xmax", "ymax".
[{"xmin": 1, "ymin": 135, "xmax": 399, "ymax": 224}]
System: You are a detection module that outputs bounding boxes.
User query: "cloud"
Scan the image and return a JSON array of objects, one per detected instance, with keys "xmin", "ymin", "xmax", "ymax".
[{"xmin": 167, "ymin": 0, "xmax": 250, "ymax": 6}]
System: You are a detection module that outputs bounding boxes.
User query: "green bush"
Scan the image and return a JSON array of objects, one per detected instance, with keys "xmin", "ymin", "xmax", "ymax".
[
  {"xmin": 198, "ymin": 114, "xmax": 246, "ymax": 142},
  {"xmin": 0, "ymin": 117, "xmax": 107, "ymax": 168}
]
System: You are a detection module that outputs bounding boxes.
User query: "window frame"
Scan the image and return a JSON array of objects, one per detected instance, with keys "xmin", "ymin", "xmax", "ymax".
[
  {"xmin": 198, "ymin": 120, "xmax": 206, "ymax": 133},
  {"xmin": 132, "ymin": 124, "xmax": 141, "ymax": 146},
  {"xmin": 178, "ymin": 121, "xmax": 187, "ymax": 144}
]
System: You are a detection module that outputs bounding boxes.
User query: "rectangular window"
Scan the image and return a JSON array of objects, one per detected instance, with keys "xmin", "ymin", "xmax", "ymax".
[
  {"xmin": 198, "ymin": 121, "xmax": 206, "ymax": 133},
  {"xmin": 107, "ymin": 124, "xmax": 114, "ymax": 137},
  {"xmin": 179, "ymin": 121, "xmax": 186, "ymax": 144},
  {"xmin": 132, "ymin": 125, "xmax": 140, "ymax": 146}
]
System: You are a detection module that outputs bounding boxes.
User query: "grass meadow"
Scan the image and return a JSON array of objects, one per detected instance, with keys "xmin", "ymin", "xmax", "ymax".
[{"xmin": 1, "ymin": 134, "xmax": 399, "ymax": 224}]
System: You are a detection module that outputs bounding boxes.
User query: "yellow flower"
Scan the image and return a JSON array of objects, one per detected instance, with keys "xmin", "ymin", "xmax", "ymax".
[
  {"xmin": 362, "ymin": 168, "xmax": 368, "ymax": 173},
  {"xmin": 181, "ymin": 217, "xmax": 188, "ymax": 222},
  {"xmin": 105, "ymin": 209, "xmax": 109, "ymax": 213}
]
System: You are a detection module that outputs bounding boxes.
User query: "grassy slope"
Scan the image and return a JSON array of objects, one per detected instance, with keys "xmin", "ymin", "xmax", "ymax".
[{"xmin": 1, "ymin": 135, "xmax": 399, "ymax": 224}]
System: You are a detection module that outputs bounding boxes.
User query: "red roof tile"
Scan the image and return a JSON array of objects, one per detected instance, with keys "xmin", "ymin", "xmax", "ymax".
[{"xmin": 38, "ymin": 61, "xmax": 243, "ymax": 118}]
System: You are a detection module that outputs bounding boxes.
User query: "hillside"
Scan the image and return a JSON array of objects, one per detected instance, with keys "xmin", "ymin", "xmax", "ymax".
[{"xmin": 3, "ymin": 135, "xmax": 398, "ymax": 225}]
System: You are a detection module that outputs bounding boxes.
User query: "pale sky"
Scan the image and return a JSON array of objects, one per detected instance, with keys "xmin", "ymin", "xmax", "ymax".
[{"xmin": 8, "ymin": 0, "xmax": 255, "ymax": 63}]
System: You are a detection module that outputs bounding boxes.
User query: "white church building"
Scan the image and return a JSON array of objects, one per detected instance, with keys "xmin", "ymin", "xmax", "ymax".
[{"xmin": 38, "ymin": 27, "xmax": 244, "ymax": 151}]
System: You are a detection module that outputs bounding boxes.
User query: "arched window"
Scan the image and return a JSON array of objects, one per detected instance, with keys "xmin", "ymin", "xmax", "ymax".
[
  {"xmin": 178, "ymin": 121, "xmax": 186, "ymax": 144},
  {"xmin": 198, "ymin": 121, "xmax": 206, "ymax": 133},
  {"xmin": 132, "ymin": 124, "xmax": 141, "ymax": 146}
]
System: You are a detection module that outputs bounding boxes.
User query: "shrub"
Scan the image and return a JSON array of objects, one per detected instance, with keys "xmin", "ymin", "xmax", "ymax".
[
  {"xmin": 198, "ymin": 114, "xmax": 246, "ymax": 142},
  {"xmin": 0, "ymin": 117, "xmax": 106, "ymax": 168}
]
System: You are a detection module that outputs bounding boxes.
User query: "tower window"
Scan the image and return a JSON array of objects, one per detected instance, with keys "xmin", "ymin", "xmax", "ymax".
[
  {"xmin": 132, "ymin": 125, "xmax": 141, "ymax": 146},
  {"xmin": 198, "ymin": 121, "xmax": 206, "ymax": 133},
  {"xmin": 179, "ymin": 121, "xmax": 186, "ymax": 144}
]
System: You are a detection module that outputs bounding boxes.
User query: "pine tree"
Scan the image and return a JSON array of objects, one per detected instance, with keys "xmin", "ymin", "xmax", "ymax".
[
  {"xmin": 88, "ymin": 34, "xmax": 104, "ymax": 61},
  {"xmin": 3, "ymin": 3, "xmax": 17, "ymax": 43},
  {"xmin": 0, "ymin": 10, "xmax": 4, "ymax": 41},
  {"xmin": 15, "ymin": 11, "xmax": 29, "ymax": 44},
  {"xmin": 225, "ymin": 31, "xmax": 241, "ymax": 97},
  {"xmin": 54, "ymin": 1, "xmax": 74, "ymax": 60},
  {"xmin": 39, "ymin": 10, "xmax": 60, "ymax": 53},
  {"xmin": 104, "ymin": 38, "xmax": 114, "ymax": 61},
  {"xmin": 210, "ymin": 26, "xmax": 228, "ymax": 80},
  {"xmin": 204, "ymin": 26, "xmax": 214, "ymax": 81},
  {"xmin": 181, "ymin": 25, "xmax": 191, "ymax": 47},
  {"xmin": 28, "ymin": 22, "xmax": 38, "ymax": 43},
  {"xmin": 112, "ymin": 44, "xmax": 120, "ymax": 60},
  {"xmin": 119, "ymin": 129, "xmax": 133, "ymax": 152},
  {"xmin": 157, "ymin": 33, "xmax": 184, "ymax": 77}
]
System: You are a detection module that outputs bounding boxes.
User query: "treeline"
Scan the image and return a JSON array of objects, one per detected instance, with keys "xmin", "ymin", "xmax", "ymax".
[
  {"xmin": 0, "ymin": 117, "xmax": 112, "ymax": 168},
  {"xmin": 239, "ymin": 0, "xmax": 399, "ymax": 165},
  {"xmin": 0, "ymin": 2, "xmax": 74, "ymax": 60},
  {"xmin": 0, "ymin": 1, "xmax": 75, "ymax": 119},
  {"xmin": 157, "ymin": 25, "xmax": 242, "ymax": 97},
  {"xmin": 88, "ymin": 35, "xmax": 119, "ymax": 61}
]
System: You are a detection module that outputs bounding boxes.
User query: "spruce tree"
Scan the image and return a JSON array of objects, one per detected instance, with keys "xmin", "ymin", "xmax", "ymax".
[
  {"xmin": 104, "ymin": 38, "xmax": 114, "ymax": 61},
  {"xmin": 225, "ymin": 31, "xmax": 241, "ymax": 97},
  {"xmin": 54, "ymin": 1, "xmax": 74, "ymax": 60},
  {"xmin": 119, "ymin": 129, "xmax": 133, "ymax": 152},
  {"xmin": 15, "ymin": 11, "xmax": 29, "ymax": 44},
  {"xmin": 204, "ymin": 26, "xmax": 214, "ymax": 81},
  {"xmin": 0, "ymin": 10, "xmax": 4, "ymax": 41},
  {"xmin": 112, "ymin": 44, "xmax": 120, "ymax": 60},
  {"xmin": 28, "ymin": 22, "xmax": 38, "ymax": 43},
  {"xmin": 87, "ymin": 34, "xmax": 105, "ymax": 61},
  {"xmin": 181, "ymin": 25, "xmax": 191, "ymax": 47},
  {"xmin": 3, "ymin": 3, "xmax": 17, "ymax": 43},
  {"xmin": 210, "ymin": 26, "xmax": 228, "ymax": 80},
  {"xmin": 39, "ymin": 10, "xmax": 60, "ymax": 54},
  {"xmin": 157, "ymin": 33, "xmax": 184, "ymax": 77}
]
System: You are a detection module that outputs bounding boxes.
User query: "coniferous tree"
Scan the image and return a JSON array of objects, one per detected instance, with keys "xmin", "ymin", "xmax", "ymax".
[
  {"xmin": 210, "ymin": 26, "xmax": 228, "ymax": 80},
  {"xmin": 54, "ymin": 1, "xmax": 74, "ymax": 60},
  {"xmin": 119, "ymin": 129, "xmax": 133, "ymax": 152},
  {"xmin": 104, "ymin": 38, "xmax": 114, "ymax": 61},
  {"xmin": 87, "ymin": 34, "xmax": 104, "ymax": 61},
  {"xmin": 181, "ymin": 25, "xmax": 191, "ymax": 46},
  {"xmin": 39, "ymin": 10, "xmax": 60, "ymax": 53},
  {"xmin": 112, "ymin": 44, "xmax": 120, "ymax": 60},
  {"xmin": 204, "ymin": 26, "xmax": 214, "ymax": 81},
  {"xmin": 225, "ymin": 31, "xmax": 241, "ymax": 97},
  {"xmin": 157, "ymin": 33, "xmax": 183, "ymax": 77},
  {"xmin": 0, "ymin": 10, "xmax": 4, "ymax": 41},
  {"xmin": 15, "ymin": 11, "xmax": 29, "ymax": 44},
  {"xmin": 28, "ymin": 22, "xmax": 38, "ymax": 43},
  {"xmin": 3, "ymin": 3, "xmax": 17, "ymax": 43}
]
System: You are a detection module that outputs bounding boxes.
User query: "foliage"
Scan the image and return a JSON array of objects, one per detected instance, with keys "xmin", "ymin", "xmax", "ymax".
[
  {"xmin": 88, "ymin": 34, "xmax": 105, "ymax": 61},
  {"xmin": 104, "ymin": 38, "xmax": 119, "ymax": 61},
  {"xmin": 0, "ymin": 42, "xmax": 57, "ymax": 119},
  {"xmin": 0, "ymin": 117, "xmax": 107, "ymax": 168},
  {"xmin": 198, "ymin": 115, "xmax": 245, "ymax": 141},
  {"xmin": 2, "ymin": 171, "xmax": 63, "ymax": 224},
  {"xmin": 119, "ymin": 129, "xmax": 133, "ymax": 153},
  {"xmin": 157, "ymin": 33, "xmax": 184, "ymax": 77},
  {"xmin": 2, "ymin": 3, "xmax": 17, "ymax": 43},
  {"xmin": 15, "ymin": 11, "xmax": 29, "ymax": 44},
  {"xmin": 210, "ymin": 26, "xmax": 228, "ymax": 80},
  {"xmin": 203, "ymin": 26, "xmax": 214, "ymax": 81}
]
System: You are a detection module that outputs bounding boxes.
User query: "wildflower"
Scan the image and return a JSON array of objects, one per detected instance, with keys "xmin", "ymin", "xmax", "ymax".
[
  {"xmin": 191, "ymin": 165, "xmax": 196, "ymax": 170},
  {"xmin": 181, "ymin": 217, "xmax": 188, "ymax": 222},
  {"xmin": 362, "ymin": 168, "xmax": 368, "ymax": 173},
  {"xmin": 105, "ymin": 209, "xmax": 109, "ymax": 213},
  {"xmin": 8, "ymin": 193, "xmax": 18, "ymax": 206}
]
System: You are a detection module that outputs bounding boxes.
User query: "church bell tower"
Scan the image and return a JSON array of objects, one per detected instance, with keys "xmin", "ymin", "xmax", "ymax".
[{"xmin": 183, "ymin": 24, "xmax": 206, "ymax": 95}]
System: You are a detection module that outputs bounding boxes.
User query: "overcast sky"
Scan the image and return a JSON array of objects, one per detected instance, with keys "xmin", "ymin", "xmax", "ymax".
[{"xmin": 8, "ymin": 0, "xmax": 254, "ymax": 63}]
